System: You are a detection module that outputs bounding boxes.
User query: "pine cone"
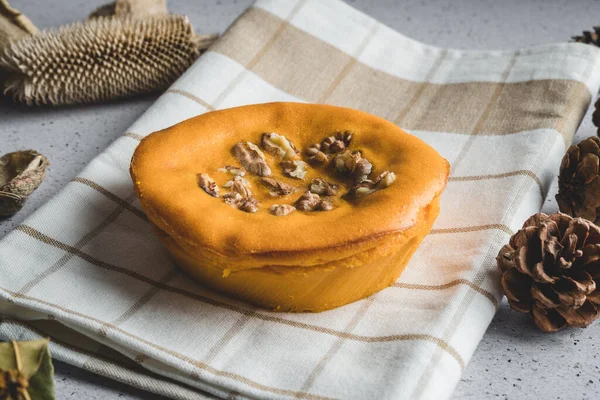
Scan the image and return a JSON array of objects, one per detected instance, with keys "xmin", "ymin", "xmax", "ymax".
[
  {"xmin": 593, "ymin": 97, "xmax": 600, "ymax": 131},
  {"xmin": 0, "ymin": 15, "xmax": 217, "ymax": 105},
  {"xmin": 556, "ymin": 136, "xmax": 600, "ymax": 223},
  {"xmin": 573, "ymin": 27, "xmax": 600, "ymax": 46},
  {"xmin": 497, "ymin": 212, "xmax": 600, "ymax": 332}
]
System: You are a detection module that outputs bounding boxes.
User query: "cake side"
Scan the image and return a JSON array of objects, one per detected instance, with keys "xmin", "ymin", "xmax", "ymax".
[{"xmin": 130, "ymin": 102, "xmax": 449, "ymax": 269}]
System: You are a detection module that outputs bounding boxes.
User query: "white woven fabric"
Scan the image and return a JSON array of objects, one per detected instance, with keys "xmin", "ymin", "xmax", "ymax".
[{"xmin": 2, "ymin": 0, "xmax": 600, "ymax": 399}]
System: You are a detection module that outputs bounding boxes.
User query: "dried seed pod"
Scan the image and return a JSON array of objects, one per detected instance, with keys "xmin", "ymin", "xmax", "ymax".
[
  {"xmin": 306, "ymin": 145, "xmax": 329, "ymax": 165},
  {"xmin": 269, "ymin": 204, "xmax": 296, "ymax": 216},
  {"xmin": 309, "ymin": 178, "xmax": 338, "ymax": 196},
  {"xmin": 0, "ymin": 15, "xmax": 218, "ymax": 105},
  {"xmin": 225, "ymin": 195, "xmax": 258, "ymax": 213},
  {"xmin": 197, "ymin": 173, "xmax": 219, "ymax": 197},
  {"xmin": 0, "ymin": 150, "xmax": 48, "ymax": 217},
  {"xmin": 280, "ymin": 160, "xmax": 308, "ymax": 180},
  {"xmin": 261, "ymin": 133, "xmax": 298, "ymax": 160},
  {"xmin": 217, "ymin": 165, "xmax": 245, "ymax": 176},
  {"xmin": 232, "ymin": 142, "xmax": 271, "ymax": 177},
  {"xmin": 260, "ymin": 177, "xmax": 296, "ymax": 196}
]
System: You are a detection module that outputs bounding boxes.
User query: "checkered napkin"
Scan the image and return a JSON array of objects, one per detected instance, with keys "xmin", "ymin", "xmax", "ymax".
[{"xmin": 2, "ymin": 0, "xmax": 600, "ymax": 399}]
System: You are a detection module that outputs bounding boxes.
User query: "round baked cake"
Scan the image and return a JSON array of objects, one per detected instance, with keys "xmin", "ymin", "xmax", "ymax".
[{"xmin": 130, "ymin": 102, "xmax": 449, "ymax": 312}]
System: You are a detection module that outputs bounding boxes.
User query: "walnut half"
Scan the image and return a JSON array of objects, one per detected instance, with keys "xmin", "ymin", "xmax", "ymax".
[
  {"xmin": 270, "ymin": 204, "xmax": 296, "ymax": 216},
  {"xmin": 261, "ymin": 133, "xmax": 298, "ymax": 160},
  {"xmin": 333, "ymin": 150, "xmax": 373, "ymax": 182},
  {"xmin": 306, "ymin": 144, "xmax": 329, "ymax": 165},
  {"xmin": 224, "ymin": 193, "xmax": 259, "ymax": 213},
  {"xmin": 309, "ymin": 178, "xmax": 338, "ymax": 196},
  {"xmin": 223, "ymin": 176, "xmax": 252, "ymax": 197},
  {"xmin": 232, "ymin": 142, "xmax": 271, "ymax": 177},
  {"xmin": 374, "ymin": 170, "xmax": 396, "ymax": 189},
  {"xmin": 346, "ymin": 171, "xmax": 396, "ymax": 199},
  {"xmin": 217, "ymin": 165, "xmax": 245, "ymax": 176},
  {"xmin": 346, "ymin": 180, "xmax": 376, "ymax": 199},
  {"xmin": 321, "ymin": 131, "xmax": 353, "ymax": 154},
  {"xmin": 281, "ymin": 160, "xmax": 308, "ymax": 180},
  {"xmin": 295, "ymin": 191, "xmax": 333, "ymax": 212},
  {"xmin": 260, "ymin": 177, "xmax": 296, "ymax": 196},
  {"xmin": 197, "ymin": 173, "xmax": 219, "ymax": 197}
]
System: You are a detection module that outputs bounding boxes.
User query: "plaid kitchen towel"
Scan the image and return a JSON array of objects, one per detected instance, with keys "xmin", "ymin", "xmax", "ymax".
[{"xmin": 2, "ymin": 0, "xmax": 600, "ymax": 399}]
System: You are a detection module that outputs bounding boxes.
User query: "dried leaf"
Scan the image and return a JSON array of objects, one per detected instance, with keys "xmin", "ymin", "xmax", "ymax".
[
  {"xmin": 88, "ymin": 0, "xmax": 168, "ymax": 19},
  {"xmin": 0, "ymin": 0, "xmax": 37, "ymax": 51},
  {"xmin": 0, "ymin": 150, "xmax": 48, "ymax": 217},
  {"xmin": 0, "ymin": 339, "xmax": 54, "ymax": 400}
]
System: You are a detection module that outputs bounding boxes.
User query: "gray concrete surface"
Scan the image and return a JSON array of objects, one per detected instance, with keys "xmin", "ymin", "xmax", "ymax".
[{"xmin": 2, "ymin": 0, "xmax": 600, "ymax": 398}]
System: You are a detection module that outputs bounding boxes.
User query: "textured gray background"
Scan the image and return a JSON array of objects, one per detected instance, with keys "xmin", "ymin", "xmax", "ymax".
[{"xmin": 1, "ymin": 0, "xmax": 600, "ymax": 399}]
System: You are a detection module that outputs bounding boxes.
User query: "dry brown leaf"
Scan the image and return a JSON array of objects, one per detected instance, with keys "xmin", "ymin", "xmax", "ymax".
[
  {"xmin": 0, "ymin": 150, "xmax": 48, "ymax": 217},
  {"xmin": 0, "ymin": 0, "xmax": 37, "ymax": 51},
  {"xmin": 88, "ymin": 0, "xmax": 168, "ymax": 19}
]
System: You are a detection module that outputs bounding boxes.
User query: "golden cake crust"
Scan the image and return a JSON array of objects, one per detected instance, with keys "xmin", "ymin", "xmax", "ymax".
[{"xmin": 130, "ymin": 102, "xmax": 449, "ymax": 272}]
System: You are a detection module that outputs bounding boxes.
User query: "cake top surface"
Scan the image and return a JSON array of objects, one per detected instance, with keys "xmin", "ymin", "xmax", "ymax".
[{"xmin": 131, "ymin": 102, "xmax": 449, "ymax": 259}]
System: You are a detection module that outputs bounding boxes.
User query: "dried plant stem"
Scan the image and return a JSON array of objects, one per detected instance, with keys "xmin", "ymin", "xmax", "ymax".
[{"xmin": 10, "ymin": 340, "xmax": 32, "ymax": 400}]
